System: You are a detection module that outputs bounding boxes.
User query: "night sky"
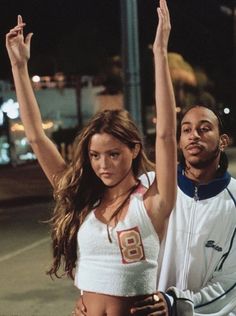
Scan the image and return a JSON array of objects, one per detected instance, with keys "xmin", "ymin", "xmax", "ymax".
[{"xmin": 0, "ymin": 0, "xmax": 235, "ymax": 108}]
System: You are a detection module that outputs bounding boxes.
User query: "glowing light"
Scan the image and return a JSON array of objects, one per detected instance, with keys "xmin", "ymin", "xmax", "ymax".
[
  {"xmin": 0, "ymin": 110, "xmax": 3, "ymax": 126},
  {"xmin": 11, "ymin": 123, "xmax": 25, "ymax": 132},
  {"xmin": 7, "ymin": 108, "xmax": 19, "ymax": 119},
  {"xmin": 1, "ymin": 99, "xmax": 19, "ymax": 119},
  {"xmin": 42, "ymin": 122, "xmax": 54, "ymax": 129},
  {"xmin": 224, "ymin": 107, "xmax": 230, "ymax": 114},
  {"xmin": 21, "ymin": 137, "xmax": 28, "ymax": 146},
  {"xmin": 32, "ymin": 75, "xmax": 40, "ymax": 83},
  {"xmin": 11, "ymin": 121, "xmax": 54, "ymax": 132}
]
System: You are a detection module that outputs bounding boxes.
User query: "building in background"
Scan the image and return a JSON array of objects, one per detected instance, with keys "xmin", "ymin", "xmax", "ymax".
[{"xmin": 0, "ymin": 74, "xmax": 123, "ymax": 166}]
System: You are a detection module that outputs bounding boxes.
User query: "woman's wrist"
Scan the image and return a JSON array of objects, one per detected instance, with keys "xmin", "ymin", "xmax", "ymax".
[
  {"xmin": 11, "ymin": 62, "xmax": 29, "ymax": 75},
  {"xmin": 153, "ymin": 47, "xmax": 168, "ymax": 57},
  {"xmin": 11, "ymin": 61, "xmax": 28, "ymax": 71}
]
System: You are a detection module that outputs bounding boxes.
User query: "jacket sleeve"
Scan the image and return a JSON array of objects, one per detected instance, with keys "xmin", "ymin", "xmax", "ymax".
[{"xmin": 166, "ymin": 238, "xmax": 236, "ymax": 316}]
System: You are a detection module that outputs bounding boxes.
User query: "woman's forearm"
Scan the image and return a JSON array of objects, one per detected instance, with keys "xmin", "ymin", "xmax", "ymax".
[
  {"xmin": 12, "ymin": 63, "xmax": 45, "ymax": 143},
  {"xmin": 154, "ymin": 51, "xmax": 176, "ymax": 139}
]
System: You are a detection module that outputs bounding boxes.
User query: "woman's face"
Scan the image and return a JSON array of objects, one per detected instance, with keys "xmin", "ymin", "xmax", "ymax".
[{"xmin": 88, "ymin": 132, "xmax": 136, "ymax": 187}]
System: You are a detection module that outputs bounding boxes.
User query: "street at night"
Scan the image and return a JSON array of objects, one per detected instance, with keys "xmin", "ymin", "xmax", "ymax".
[
  {"xmin": 1, "ymin": 148, "xmax": 236, "ymax": 315},
  {"xmin": 0, "ymin": 0, "xmax": 236, "ymax": 315},
  {"xmin": 0, "ymin": 165, "xmax": 78, "ymax": 316},
  {"xmin": 0, "ymin": 202, "xmax": 78, "ymax": 316}
]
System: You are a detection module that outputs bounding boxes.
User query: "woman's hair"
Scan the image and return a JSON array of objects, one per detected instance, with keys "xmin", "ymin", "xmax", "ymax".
[
  {"xmin": 177, "ymin": 104, "xmax": 228, "ymax": 175},
  {"xmin": 47, "ymin": 109, "xmax": 155, "ymax": 279}
]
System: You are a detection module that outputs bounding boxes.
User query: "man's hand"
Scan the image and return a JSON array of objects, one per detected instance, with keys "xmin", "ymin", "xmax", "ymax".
[{"xmin": 130, "ymin": 292, "xmax": 169, "ymax": 316}]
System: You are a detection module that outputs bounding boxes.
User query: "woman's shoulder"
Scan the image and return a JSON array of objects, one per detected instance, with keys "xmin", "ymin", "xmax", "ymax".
[{"xmin": 138, "ymin": 172, "xmax": 155, "ymax": 189}]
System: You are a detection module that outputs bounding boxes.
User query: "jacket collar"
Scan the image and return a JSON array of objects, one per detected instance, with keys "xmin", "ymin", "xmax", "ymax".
[{"xmin": 178, "ymin": 164, "xmax": 231, "ymax": 200}]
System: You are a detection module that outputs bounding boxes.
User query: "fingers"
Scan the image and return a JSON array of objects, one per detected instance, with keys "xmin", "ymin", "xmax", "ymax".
[
  {"xmin": 6, "ymin": 21, "xmax": 26, "ymax": 44},
  {"xmin": 74, "ymin": 305, "xmax": 87, "ymax": 316},
  {"xmin": 162, "ymin": 0, "xmax": 170, "ymax": 27},
  {"xmin": 156, "ymin": 7, "xmax": 163, "ymax": 33},
  {"xmin": 8, "ymin": 22, "xmax": 25, "ymax": 35},
  {"xmin": 131, "ymin": 303, "xmax": 167, "ymax": 316},
  {"xmin": 25, "ymin": 33, "xmax": 33, "ymax": 46},
  {"xmin": 74, "ymin": 296, "xmax": 87, "ymax": 316},
  {"xmin": 130, "ymin": 293, "xmax": 168, "ymax": 316},
  {"xmin": 18, "ymin": 15, "xmax": 23, "ymax": 25},
  {"xmin": 133, "ymin": 295, "xmax": 156, "ymax": 308},
  {"xmin": 6, "ymin": 26, "xmax": 23, "ymax": 42},
  {"xmin": 159, "ymin": 0, "xmax": 171, "ymax": 29},
  {"xmin": 153, "ymin": 0, "xmax": 171, "ymax": 52},
  {"xmin": 10, "ymin": 25, "xmax": 25, "ymax": 34}
]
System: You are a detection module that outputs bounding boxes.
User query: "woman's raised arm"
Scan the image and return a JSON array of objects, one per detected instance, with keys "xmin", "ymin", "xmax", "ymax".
[
  {"xmin": 6, "ymin": 16, "xmax": 66, "ymax": 186},
  {"xmin": 147, "ymin": 0, "xmax": 177, "ymax": 234}
]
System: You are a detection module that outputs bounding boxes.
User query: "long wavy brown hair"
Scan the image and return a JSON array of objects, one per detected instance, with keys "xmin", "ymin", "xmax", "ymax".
[{"xmin": 47, "ymin": 109, "xmax": 155, "ymax": 279}]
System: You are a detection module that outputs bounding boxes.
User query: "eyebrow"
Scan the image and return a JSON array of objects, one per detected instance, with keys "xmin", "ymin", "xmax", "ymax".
[
  {"xmin": 89, "ymin": 148, "xmax": 120, "ymax": 153},
  {"xmin": 181, "ymin": 119, "xmax": 213, "ymax": 126}
]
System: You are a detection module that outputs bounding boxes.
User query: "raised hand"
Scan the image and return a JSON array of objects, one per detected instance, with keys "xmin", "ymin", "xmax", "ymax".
[
  {"xmin": 153, "ymin": 0, "xmax": 171, "ymax": 54},
  {"xmin": 6, "ymin": 15, "xmax": 33, "ymax": 67}
]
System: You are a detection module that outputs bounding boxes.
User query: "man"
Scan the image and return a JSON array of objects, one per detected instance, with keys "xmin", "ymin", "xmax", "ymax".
[
  {"xmin": 75, "ymin": 105, "xmax": 236, "ymax": 315},
  {"xmin": 131, "ymin": 104, "xmax": 236, "ymax": 315}
]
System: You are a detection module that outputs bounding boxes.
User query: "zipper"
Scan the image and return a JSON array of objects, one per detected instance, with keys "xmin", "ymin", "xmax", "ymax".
[
  {"xmin": 182, "ymin": 185, "xmax": 198, "ymax": 288},
  {"xmin": 194, "ymin": 185, "xmax": 199, "ymax": 201}
]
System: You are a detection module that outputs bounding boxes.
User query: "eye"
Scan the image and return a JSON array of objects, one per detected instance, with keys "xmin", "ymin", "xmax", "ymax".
[
  {"xmin": 199, "ymin": 126, "xmax": 211, "ymax": 133},
  {"xmin": 110, "ymin": 152, "xmax": 119, "ymax": 159},
  {"xmin": 89, "ymin": 153, "xmax": 99, "ymax": 160},
  {"xmin": 182, "ymin": 127, "xmax": 191, "ymax": 134}
]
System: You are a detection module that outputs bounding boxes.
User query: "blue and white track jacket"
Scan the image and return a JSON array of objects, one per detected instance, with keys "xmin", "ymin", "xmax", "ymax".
[{"xmin": 157, "ymin": 166, "xmax": 236, "ymax": 316}]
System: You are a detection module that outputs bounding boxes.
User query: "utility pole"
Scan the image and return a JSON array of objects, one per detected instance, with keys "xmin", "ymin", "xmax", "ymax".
[
  {"xmin": 234, "ymin": 2, "xmax": 236, "ymax": 109},
  {"xmin": 120, "ymin": 0, "xmax": 143, "ymax": 133},
  {"xmin": 220, "ymin": 2, "xmax": 236, "ymax": 109}
]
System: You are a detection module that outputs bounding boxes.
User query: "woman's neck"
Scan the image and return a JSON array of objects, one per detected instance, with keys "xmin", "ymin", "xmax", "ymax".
[{"xmin": 104, "ymin": 176, "xmax": 138, "ymax": 202}]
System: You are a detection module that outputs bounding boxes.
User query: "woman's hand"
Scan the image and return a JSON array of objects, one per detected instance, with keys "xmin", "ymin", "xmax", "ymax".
[
  {"xmin": 153, "ymin": 0, "xmax": 171, "ymax": 55},
  {"xmin": 73, "ymin": 296, "xmax": 87, "ymax": 316},
  {"xmin": 130, "ymin": 292, "xmax": 170, "ymax": 316},
  {"xmin": 6, "ymin": 15, "xmax": 33, "ymax": 67}
]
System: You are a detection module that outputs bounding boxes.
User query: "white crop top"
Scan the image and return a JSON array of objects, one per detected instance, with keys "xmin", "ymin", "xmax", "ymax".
[{"xmin": 74, "ymin": 176, "xmax": 160, "ymax": 296}]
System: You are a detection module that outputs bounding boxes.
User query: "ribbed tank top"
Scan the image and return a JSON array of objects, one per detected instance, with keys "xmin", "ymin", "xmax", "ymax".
[{"xmin": 74, "ymin": 178, "xmax": 160, "ymax": 296}]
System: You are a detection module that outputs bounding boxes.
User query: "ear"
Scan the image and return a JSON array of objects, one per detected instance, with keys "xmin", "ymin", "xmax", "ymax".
[
  {"xmin": 219, "ymin": 134, "xmax": 230, "ymax": 152},
  {"xmin": 132, "ymin": 144, "xmax": 141, "ymax": 159}
]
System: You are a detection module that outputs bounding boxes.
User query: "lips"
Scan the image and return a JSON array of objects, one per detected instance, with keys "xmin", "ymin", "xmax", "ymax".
[
  {"xmin": 186, "ymin": 143, "xmax": 203, "ymax": 155},
  {"xmin": 100, "ymin": 172, "xmax": 112, "ymax": 178}
]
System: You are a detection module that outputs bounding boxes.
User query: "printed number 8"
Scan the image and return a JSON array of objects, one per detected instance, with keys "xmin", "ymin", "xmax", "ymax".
[{"xmin": 118, "ymin": 229, "xmax": 144, "ymax": 263}]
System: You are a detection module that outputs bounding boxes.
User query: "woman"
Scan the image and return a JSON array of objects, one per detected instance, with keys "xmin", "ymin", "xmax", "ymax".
[{"xmin": 6, "ymin": 0, "xmax": 176, "ymax": 315}]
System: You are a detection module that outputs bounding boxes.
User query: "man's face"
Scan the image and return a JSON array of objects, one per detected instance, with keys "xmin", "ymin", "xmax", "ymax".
[{"xmin": 179, "ymin": 107, "xmax": 222, "ymax": 169}]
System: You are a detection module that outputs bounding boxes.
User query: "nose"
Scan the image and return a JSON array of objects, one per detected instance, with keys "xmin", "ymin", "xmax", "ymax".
[
  {"xmin": 100, "ymin": 155, "xmax": 110, "ymax": 169},
  {"xmin": 189, "ymin": 129, "xmax": 200, "ymax": 141}
]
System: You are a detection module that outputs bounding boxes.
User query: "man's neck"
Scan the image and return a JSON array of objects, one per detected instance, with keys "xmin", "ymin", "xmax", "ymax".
[{"xmin": 184, "ymin": 163, "xmax": 219, "ymax": 184}]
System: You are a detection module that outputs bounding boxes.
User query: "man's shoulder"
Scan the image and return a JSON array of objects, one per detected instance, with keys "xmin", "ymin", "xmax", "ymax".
[
  {"xmin": 230, "ymin": 176, "xmax": 236, "ymax": 182},
  {"xmin": 229, "ymin": 176, "xmax": 236, "ymax": 189}
]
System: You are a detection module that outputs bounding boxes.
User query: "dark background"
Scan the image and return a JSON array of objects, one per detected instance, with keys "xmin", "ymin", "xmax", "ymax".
[{"xmin": 0, "ymin": 0, "xmax": 235, "ymax": 133}]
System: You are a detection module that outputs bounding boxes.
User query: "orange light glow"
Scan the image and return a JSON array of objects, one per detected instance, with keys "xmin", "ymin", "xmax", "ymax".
[{"xmin": 11, "ymin": 121, "xmax": 54, "ymax": 132}]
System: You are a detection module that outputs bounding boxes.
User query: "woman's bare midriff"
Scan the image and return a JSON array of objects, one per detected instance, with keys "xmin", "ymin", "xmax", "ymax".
[{"xmin": 81, "ymin": 291, "xmax": 149, "ymax": 316}]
